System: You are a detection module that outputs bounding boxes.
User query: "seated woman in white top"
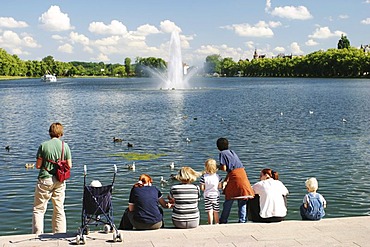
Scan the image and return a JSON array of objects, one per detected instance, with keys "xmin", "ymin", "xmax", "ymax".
[{"xmin": 249, "ymin": 168, "xmax": 289, "ymax": 223}]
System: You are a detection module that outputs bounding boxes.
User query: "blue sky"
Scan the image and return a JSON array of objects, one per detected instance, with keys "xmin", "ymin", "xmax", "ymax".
[{"xmin": 1, "ymin": 0, "xmax": 370, "ymax": 66}]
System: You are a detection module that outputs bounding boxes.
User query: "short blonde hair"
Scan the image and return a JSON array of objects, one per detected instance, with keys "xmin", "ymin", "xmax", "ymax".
[
  {"xmin": 175, "ymin": 166, "xmax": 200, "ymax": 183},
  {"xmin": 204, "ymin": 158, "xmax": 217, "ymax": 174},
  {"xmin": 305, "ymin": 177, "xmax": 318, "ymax": 192}
]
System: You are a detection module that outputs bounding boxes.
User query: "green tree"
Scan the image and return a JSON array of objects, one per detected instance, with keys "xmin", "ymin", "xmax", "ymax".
[
  {"xmin": 338, "ymin": 34, "xmax": 350, "ymax": 49},
  {"xmin": 124, "ymin": 57, "xmax": 131, "ymax": 76},
  {"xmin": 113, "ymin": 65, "xmax": 126, "ymax": 77},
  {"xmin": 220, "ymin": 57, "xmax": 237, "ymax": 76},
  {"xmin": 134, "ymin": 57, "xmax": 167, "ymax": 77},
  {"xmin": 41, "ymin": 55, "xmax": 56, "ymax": 74},
  {"xmin": 204, "ymin": 54, "xmax": 222, "ymax": 75}
]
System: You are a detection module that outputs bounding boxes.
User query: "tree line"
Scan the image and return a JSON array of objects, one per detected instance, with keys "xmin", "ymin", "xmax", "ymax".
[
  {"xmin": 0, "ymin": 49, "xmax": 168, "ymax": 78},
  {"xmin": 204, "ymin": 47, "xmax": 370, "ymax": 78},
  {"xmin": 204, "ymin": 35, "xmax": 370, "ymax": 78},
  {"xmin": 1, "ymin": 35, "xmax": 369, "ymax": 78}
]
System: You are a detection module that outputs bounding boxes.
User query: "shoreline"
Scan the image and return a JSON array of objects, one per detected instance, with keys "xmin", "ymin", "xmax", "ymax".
[{"xmin": 1, "ymin": 75, "xmax": 370, "ymax": 82}]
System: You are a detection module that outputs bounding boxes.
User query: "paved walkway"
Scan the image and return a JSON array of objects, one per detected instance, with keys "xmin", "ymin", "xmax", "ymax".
[{"xmin": 0, "ymin": 216, "xmax": 369, "ymax": 247}]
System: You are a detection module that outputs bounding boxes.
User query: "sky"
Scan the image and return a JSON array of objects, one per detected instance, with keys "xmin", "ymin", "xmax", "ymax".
[{"xmin": 0, "ymin": 0, "xmax": 370, "ymax": 67}]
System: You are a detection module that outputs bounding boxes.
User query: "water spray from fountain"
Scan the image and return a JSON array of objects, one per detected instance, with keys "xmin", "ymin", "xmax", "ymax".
[
  {"xmin": 155, "ymin": 31, "xmax": 193, "ymax": 90},
  {"xmin": 146, "ymin": 31, "xmax": 196, "ymax": 89},
  {"xmin": 164, "ymin": 31, "xmax": 187, "ymax": 89}
]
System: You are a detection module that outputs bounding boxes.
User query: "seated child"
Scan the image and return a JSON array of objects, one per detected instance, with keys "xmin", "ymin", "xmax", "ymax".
[{"xmin": 300, "ymin": 177, "xmax": 327, "ymax": 220}]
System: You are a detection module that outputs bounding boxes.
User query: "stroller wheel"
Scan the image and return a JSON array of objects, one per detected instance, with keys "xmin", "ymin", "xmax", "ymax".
[
  {"xmin": 117, "ymin": 233, "xmax": 123, "ymax": 242},
  {"xmin": 103, "ymin": 224, "xmax": 111, "ymax": 234},
  {"xmin": 76, "ymin": 235, "xmax": 81, "ymax": 245},
  {"xmin": 82, "ymin": 235, "xmax": 87, "ymax": 245}
]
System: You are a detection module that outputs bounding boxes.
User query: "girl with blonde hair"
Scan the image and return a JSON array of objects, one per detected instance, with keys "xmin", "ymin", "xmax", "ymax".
[{"xmin": 199, "ymin": 159, "xmax": 222, "ymax": 224}]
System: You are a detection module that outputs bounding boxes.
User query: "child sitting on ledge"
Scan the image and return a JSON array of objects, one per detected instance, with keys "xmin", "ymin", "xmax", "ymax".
[{"xmin": 300, "ymin": 177, "xmax": 327, "ymax": 220}]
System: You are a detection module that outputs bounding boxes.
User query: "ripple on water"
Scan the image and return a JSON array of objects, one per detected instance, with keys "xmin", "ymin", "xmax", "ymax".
[{"xmin": 1, "ymin": 78, "xmax": 370, "ymax": 235}]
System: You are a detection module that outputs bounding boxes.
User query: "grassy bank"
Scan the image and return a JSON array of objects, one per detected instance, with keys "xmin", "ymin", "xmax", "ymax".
[{"xmin": 0, "ymin": 76, "xmax": 30, "ymax": 81}]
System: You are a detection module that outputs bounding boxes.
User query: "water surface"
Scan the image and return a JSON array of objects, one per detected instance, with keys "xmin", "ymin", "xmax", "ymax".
[{"xmin": 1, "ymin": 77, "xmax": 369, "ymax": 235}]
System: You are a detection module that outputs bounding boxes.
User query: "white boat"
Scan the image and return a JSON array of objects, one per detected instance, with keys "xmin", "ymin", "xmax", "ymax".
[{"xmin": 41, "ymin": 74, "xmax": 57, "ymax": 82}]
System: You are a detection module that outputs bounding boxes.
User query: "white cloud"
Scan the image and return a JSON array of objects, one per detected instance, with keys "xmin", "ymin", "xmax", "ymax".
[
  {"xmin": 271, "ymin": 6, "xmax": 312, "ymax": 20},
  {"xmin": 222, "ymin": 21, "xmax": 276, "ymax": 38},
  {"xmin": 309, "ymin": 27, "xmax": 344, "ymax": 39},
  {"xmin": 90, "ymin": 33, "xmax": 158, "ymax": 58},
  {"xmin": 305, "ymin": 39, "xmax": 319, "ymax": 46},
  {"xmin": 12, "ymin": 48, "xmax": 29, "ymax": 55},
  {"xmin": 81, "ymin": 20, "xmax": 189, "ymax": 62},
  {"xmin": 0, "ymin": 30, "xmax": 40, "ymax": 49},
  {"xmin": 83, "ymin": 46, "xmax": 94, "ymax": 54},
  {"xmin": 290, "ymin": 42, "xmax": 304, "ymax": 55},
  {"xmin": 0, "ymin": 30, "xmax": 22, "ymax": 46},
  {"xmin": 179, "ymin": 34, "xmax": 193, "ymax": 49},
  {"xmin": 339, "ymin": 15, "xmax": 349, "ymax": 19},
  {"xmin": 361, "ymin": 18, "xmax": 370, "ymax": 24},
  {"xmin": 265, "ymin": 1, "xmax": 312, "ymax": 20},
  {"xmin": 274, "ymin": 46, "xmax": 285, "ymax": 53},
  {"xmin": 0, "ymin": 17, "xmax": 28, "ymax": 28},
  {"xmin": 269, "ymin": 21, "xmax": 282, "ymax": 28},
  {"xmin": 39, "ymin": 5, "xmax": 74, "ymax": 32},
  {"xmin": 265, "ymin": 0, "xmax": 272, "ymax": 12},
  {"xmin": 194, "ymin": 44, "xmax": 248, "ymax": 62},
  {"xmin": 58, "ymin": 43, "xmax": 73, "ymax": 53},
  {"xmin": 92, "ymin": 53, "xmax": 110, "ymax": 62},
  {"xmin": 133, "ymin": 24, "xmax": 160, "ymax": 36},
  {"xmin": 158, "ymin": 33, "xmax": 194, "ymax": 52},
  {"xmin": 70, "ymin": 32, "xmax": 89, "ymax": 45},
  {"xmin": 160, "ymin": 20, "xmax": 181, "ymax": 33},
  {"xmin": 52, "ymin": 34, "xmax": 65, "ymax": 40},
  {"xmin": 194, "ymin": 45, "xmax": 220, "ymax": 55},
  {"xmin": 88, "ymin": 20, "xmax": 128, "ymax": 35},
  {"xmin": 245, "ymin": 41, "xmax": 255, "ymax": 49},
  {"xmin": 94, "ymin": 36, "xmax": 120, "ymax": 46},
  {"xmin": 22, "ymin": 35, "xmax": 39, "ymax": 48}
]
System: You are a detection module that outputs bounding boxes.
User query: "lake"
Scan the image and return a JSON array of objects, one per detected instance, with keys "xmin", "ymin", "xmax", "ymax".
[{"xmin": 0, "ymin": 77, "xmax": 369, "ymax": 235}]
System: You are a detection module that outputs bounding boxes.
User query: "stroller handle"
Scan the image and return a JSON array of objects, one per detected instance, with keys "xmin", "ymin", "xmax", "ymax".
[
  {"xmin": 114, "ymin": 164, "xmax": 117, "ymax": 174},
  {"xmin": 84, "ymin": 165, "xmax": 87, "ymax": 176}
]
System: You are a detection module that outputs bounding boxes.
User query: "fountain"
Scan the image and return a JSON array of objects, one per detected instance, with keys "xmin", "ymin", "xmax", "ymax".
[
  {"xmin": 153, "ymin": 31, "xmax": 192, "ymax": 90},
  {"xmin": 164, "ymin": 31, "xmax": 187, "ymax": 89}
]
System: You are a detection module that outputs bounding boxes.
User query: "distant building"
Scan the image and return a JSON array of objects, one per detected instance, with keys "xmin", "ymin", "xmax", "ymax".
[
  {"xmin": 183, "ymin": 63, "xmax": 190, "ymax": 75},
  {"xmin": 253, "ymin": 49, "xmax": 266, "ymax": 59},
  {"xmin": 361, "ymin": 44, "xmax": 370, "ymax": 52},
  {"xmin": 276, "ymin": 53, "xmax": 293, "ymax": 59}
]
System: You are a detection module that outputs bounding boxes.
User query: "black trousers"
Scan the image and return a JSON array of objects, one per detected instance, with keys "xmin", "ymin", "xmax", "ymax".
[
  {"xmin": 247, "ymin": 195, "xmax": 286, "ymax": 223},
  {"xmin": 118, "ymin": 207, "xmax": 164, "ymax": 230}
]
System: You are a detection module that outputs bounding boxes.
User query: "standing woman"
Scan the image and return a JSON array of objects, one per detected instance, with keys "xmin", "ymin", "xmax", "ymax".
[
  {"xmin": 119, "ymin": 174, "xmax": 169, "ymax": 230},
  {"xmin": 32, "ymin": 122, "xmax": 72, "ymax": 235},
  {"xmin": 216, "ymin": 138, "xmax": 254, "ymax": 224},
  {"xmin": 250, "ymin": 168, "xmax": 289, "ymax": 223},
  {"xmin": 168, "ymin": 167, "xmax": 201, "ymax": 229}
]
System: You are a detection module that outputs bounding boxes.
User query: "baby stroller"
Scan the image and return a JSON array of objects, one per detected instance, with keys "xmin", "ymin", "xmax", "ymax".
[{"xmin": 75, "ymin": 165, "xmax": 123, "ymax": 245}]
